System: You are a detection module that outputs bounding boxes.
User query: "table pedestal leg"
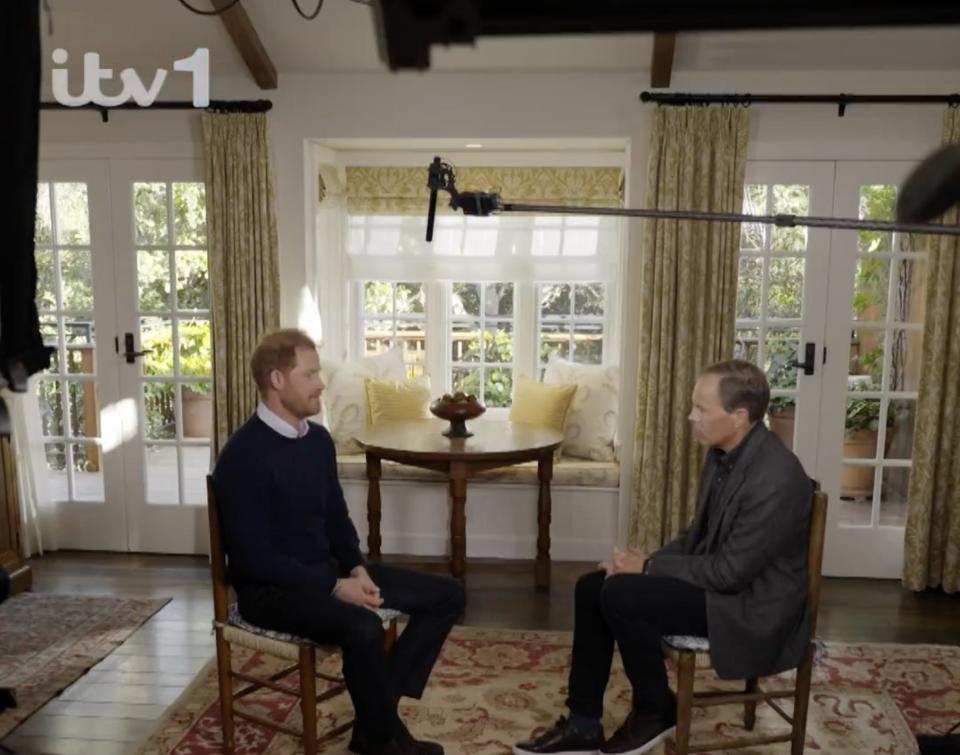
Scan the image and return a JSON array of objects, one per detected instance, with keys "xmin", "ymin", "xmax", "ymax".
[
  {"xmin": 449, "ymin": 466, "xmax": 467, "ymax": 580},
  {"xmin": 366, "ymin": 455, "xmax": 382, "ymax": 561},
  {"xmin": 536, "ymin": 452, "xmax": 554, "ymax": 590}
]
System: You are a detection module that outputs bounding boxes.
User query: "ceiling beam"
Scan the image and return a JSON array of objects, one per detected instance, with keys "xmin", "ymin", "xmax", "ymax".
[
  {"xmin": 650, "ymin": 31, "xmax": 676, "ymax": 88},
  {"xmin": 211, "ymin": 0, "xmax": 277, "ymax": 90}
]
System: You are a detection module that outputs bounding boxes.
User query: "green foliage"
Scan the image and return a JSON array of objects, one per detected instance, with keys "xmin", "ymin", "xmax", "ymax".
[
  {"xmin": 142, "ymin": 320, "xmax": 212, "ymax": 394},
  {"xmin": 845, "ymin": 381, "xmax": 895, "ymax": 434}
]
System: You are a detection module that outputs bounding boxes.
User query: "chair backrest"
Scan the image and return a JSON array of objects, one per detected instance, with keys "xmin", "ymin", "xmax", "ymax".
[
  {"xmin": 206, "ymin": 474, "xmax": 231, "ymax": 624},
  {"xmin": 806, "ymin": 489, "xmax": 828, "ymax": 639}
]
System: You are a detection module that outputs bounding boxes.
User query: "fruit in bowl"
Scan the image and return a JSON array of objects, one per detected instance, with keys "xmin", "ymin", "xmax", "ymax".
[{"xmin": 430, "ymin": 393, "xmax": 486, "ymax": 438}]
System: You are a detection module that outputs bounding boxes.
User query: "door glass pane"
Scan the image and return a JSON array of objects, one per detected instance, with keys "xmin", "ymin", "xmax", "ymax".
[
  {"xmin": 858, "ymin": 185, "xmax": 896, "ymax": 254},
  {"xmin": 67, "ymin": 380, "xmax": 99, "ymax": 438},
  {"xmin": 768, "ymin": 397, "xmax": 796, "ymax": 451},
  {"xmin": 144, "ymin": 383, "xmax": 176, "ymax": 440},
  {"xmin": 141, "ymin": 317, "xmax": 174, "ymax": 376},
  {"xmin": 135, "ymin": 182, "xmax": 169, "ymax": 245},
  {"xmin": 740, "ymin": 185, "xmax": 767, "ymax": 251},
  {"xmin": 54, "ymin": 183, "xmax": 90, "ymax": 244},
  {"xmin": 848, "ymin": 329, "xmax": 884, "ymax": 389},
  {"xmin": 72, "ymin": 443, "xmax": 104, "ymax": 502},
  {"xmin": 770, "ymin": 185, "xmax": 809, "ymax": 252},
  {"xmin": 452, "ymin": 322, "xmax": 481, "ymax": 362},
  {"xmin": 839, "ymin": 464, "xmax": 875, "ymax": 526},
  {"xmin": 886, "ymin": 399, "xmax": 916, "ymax": 460},
  {"xmin": 484, "ymin": 323, "xmax": 513, "ymax": 363},
  {"xmin": 176, "ymin": 250, "xmax": 209, "ymax": 310},
  {"xmin": 138, "ymin": 250, "xmax": 171, "ymax": 312},
  {"xmin": 736, "ymin": 258, "xmax": 762, "ymax": 319},
  {"xmin": 35, "ymin": 250, "xmax": 57, "ymax": 311},
  {"xmin": 893, "ymin": 258, "xmax": 926, "ymax": 323},
  {"xmin": 60, "ymin": 250, "xmax": 94, "ymax": 310},
  {"xmin": 765, "ymin": 328, "xmax": 800, "ymax": 390},
  {"xmin": 852, "ymin": 257, "xmax": 889, "ymax": 322},
  {"xmin": 40, "ymin": 319, "xmax": 60, "ymax": 373},
  {"xmin": 35, "ymin": 183, "xmax": 52, "ymax": 243},
  {"xmin": 887, "ymin": 329, "xmax": 922, "ymax": 393},
  {"xmin": 844, "ymin": 397, "xmax": 881, "ymax": 459},
  {"xmin": 484, "ymin": 368, "xmax": 513, "ymax": 408},
  {"xmin": 452, "ymin": 367, "xmax": 480, "ymax": 397},
  {"xmin": 39, "ymin": 381, "xmax": 64, "ymax": 436},
  {"xmin": 734, "ymin": 328, "xmax": 759, "ymax": 364},
  {"xmin": 767, "ymin": 256, "xmax": 804, "ymax": 319},
  {"xmin": 178, "ymin": 319, "xmax": 211, "ymax": 377},
  {"xmin": 64, "ymin": 320, "xmax": 96, "ymax": 375},
  {"xmin": 181, "ymin": 385, "xmax": 212, "ymax": 440},
  {"xmin": 879, "ymin": 467, "xmax": 910, "ymax": 527},
  {"xmin": 182, "ymin": 445, "xmax": 210, "ymax": 505},
  {"xmin": 44, "ymin": 443, "xmax": 68, "ymax": 501},
  {"xmin": 172, "ymin": 182, "xmax": 207, "ymax": 245},
  {"xmin": 145, "ymin": 445, "xmax": 179, "ymax": 504}
]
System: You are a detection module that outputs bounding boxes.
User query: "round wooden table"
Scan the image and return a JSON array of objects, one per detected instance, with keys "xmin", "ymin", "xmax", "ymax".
[{"xmin": 355, "ymin": 418, "xmax": 564, "ymax": 589}]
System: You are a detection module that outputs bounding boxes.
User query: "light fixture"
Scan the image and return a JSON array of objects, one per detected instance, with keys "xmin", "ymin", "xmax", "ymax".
[{"xmin": 465, "ymin": 143, "xmax": 484, "ymax": 149}]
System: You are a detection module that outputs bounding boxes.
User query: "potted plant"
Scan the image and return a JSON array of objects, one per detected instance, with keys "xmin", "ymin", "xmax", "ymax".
[
  {"xmin": 765, "ymin": 350, "xmax": 797, "ymax": 450},
  {"xmin": 178, "ymin": 323, "xmax": 213, "ymax": 438},
  {"xmin": 840, "ymin": 379, "xmax": 895, "ymax": 498}
]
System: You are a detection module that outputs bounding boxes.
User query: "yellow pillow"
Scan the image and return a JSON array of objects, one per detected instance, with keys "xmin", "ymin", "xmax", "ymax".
[
  {"xmin": 509, "ymin": 378, "xmax": 578, "ymax": 434},
  {"xmin": 364, "ymin": 377, "xmax": 431, "ymax": 426}
]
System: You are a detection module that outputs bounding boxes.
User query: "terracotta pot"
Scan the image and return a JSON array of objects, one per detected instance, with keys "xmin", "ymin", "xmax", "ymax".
[
  {"xmin": 840, "ymin": 429, "xmax": 892, "ymax": 498},
  {"xmin": 769, "ymin": 408, "xmax": 795, "ymax": 451},
  {"xmin": 182, "ymin": 387, "xmax": 213, "ymax": 439}
]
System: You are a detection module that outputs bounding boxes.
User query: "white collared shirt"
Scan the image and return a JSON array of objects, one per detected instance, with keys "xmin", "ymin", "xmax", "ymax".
[{"xmin": 257, "ymin": 402, "xmax": 310, "ymax": 439}]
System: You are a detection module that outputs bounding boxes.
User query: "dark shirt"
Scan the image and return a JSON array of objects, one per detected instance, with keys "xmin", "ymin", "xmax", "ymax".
[
  {"xmin": 212, "ymin": 415, "xmax": 363, "ymax": 593},
  {"xmin": 700, "ymin": 422, "xmax": 761, "ymax": 535}
]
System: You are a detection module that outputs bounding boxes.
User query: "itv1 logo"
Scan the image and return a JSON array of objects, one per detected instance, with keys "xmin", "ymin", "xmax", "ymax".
[{"xmin": 51, "ymin": 48, "xmax": 210, "ymax": 107}]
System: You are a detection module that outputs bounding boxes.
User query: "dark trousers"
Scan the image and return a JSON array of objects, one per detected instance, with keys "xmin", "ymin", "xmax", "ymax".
[
  {"xmin": 566, "ymin": 570, "xmax": 708, "ymax": 719},
  {"xmin": 237, "ymin": 563, "xmax": 465, "ymax": 746}
]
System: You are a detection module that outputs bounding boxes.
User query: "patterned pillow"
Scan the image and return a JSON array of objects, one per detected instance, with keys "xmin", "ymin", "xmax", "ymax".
[
  {"xmin": 542, "ymin": 356, "xmax": 620, "ymax": 461},
  {"xmin": 364, "ymin": 376, "xmax": 431, "ymax": 426},
  {"xmin": 321, "ymin": 347, "xmax": 406, "ymax": 453}
]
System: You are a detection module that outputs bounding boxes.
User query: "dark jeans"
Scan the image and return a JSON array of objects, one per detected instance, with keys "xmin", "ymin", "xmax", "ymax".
[
  {"xmin": 566, "ymin": 570, "xmax": 708, "ymax": 719},
  {"xmin": 237, "ymin": 563, "xmax": 465, "ymax": 746}
]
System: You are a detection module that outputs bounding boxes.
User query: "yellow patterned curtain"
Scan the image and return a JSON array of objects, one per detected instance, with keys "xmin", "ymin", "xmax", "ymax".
[
  {"xmin": 344, "ymin": 166, "xmax": 624, "ymax": 214},
  {"xmin": 202, "ymin": 113, "xmax": 281, "ymax": 456},
  {"xmin": 630, "ymin": 107, "xmax": 749, "ymax": 551},
  {"xmin": 903, "ymin": 109, "xmax": 960, "ymax": 593}
]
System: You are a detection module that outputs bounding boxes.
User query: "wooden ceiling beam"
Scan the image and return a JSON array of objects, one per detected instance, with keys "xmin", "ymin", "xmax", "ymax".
[
  {"xmin": 211, "ymin": 0, "xmax": 277, "ymax": 90},
  {"xmin": 650, "ymin": 31, "xmax": 676, "ymax": 89}
]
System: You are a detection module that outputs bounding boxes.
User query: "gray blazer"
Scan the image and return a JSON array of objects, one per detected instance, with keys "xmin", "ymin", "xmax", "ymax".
[{"xmin": 646, "ymin": 424, "xmax": 813, "ymax": 680}]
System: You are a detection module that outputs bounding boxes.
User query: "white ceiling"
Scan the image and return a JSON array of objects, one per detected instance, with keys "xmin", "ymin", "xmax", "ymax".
[{"xmin": 40, "ymin": 0, "xmax": 960, "ymax": 78}]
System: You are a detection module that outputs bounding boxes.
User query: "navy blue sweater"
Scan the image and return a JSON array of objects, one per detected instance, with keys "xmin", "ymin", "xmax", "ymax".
[{"xmin": 212, "ymin": 415, "xmax": 363, "ymax": 593}]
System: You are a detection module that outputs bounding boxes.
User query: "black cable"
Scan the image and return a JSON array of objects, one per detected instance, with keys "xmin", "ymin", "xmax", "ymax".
[{"xmin": 291, "ymin": 0, "xmax": 324, "ymax": 19}]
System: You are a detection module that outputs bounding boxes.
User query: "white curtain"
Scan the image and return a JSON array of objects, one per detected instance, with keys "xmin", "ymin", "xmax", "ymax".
[
  {"xmin": 2, "ymin": 379, "xmax": 58, "ymax": 556},
  {"xmin": 347, "ymin": 213, "xmax": 622, "ymax": 282}
]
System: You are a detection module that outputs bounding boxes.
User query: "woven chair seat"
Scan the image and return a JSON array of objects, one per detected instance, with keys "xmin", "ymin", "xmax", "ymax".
[
  {"xmin": 662, "ymin": 634, "xmax": 828, "ymax": 667},
  {"xmin": 216, "ymin": 603, "xmax": 402, "ymax": 661}
]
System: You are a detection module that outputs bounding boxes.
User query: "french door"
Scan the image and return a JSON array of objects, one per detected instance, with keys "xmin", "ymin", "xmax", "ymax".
[
  {"xmin": 35, "ymin": 159, "xmax": 212, "ymax": 553},
  {"xmin": 737, "ymin": 160, "xmax": 925, "ymax": 578}
]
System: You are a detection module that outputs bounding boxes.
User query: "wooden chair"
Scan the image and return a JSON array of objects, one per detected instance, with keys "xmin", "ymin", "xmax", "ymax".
[
  {"xmin": 206, "ymin": 475, "xmax": 400, "ymax": 755},
  {"xmin": 663, "ymin": 489, "xmax": 828, "ymax": 755}
]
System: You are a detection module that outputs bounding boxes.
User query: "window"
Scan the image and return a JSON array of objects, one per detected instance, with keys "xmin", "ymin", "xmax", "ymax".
[
  {"xmin": 450, "ymin": 282, "xmax": 514, "ymax": 407},
  {"xmin": 539, "ymin": 282, "xmax": 606, "ymax": 371},
  {"xmin": 340, "ymin": 171, "xmax": 623, "ymax": 409},
  {"xmin": 361, "ymin": 281, "xmax": 426, "ymax": 377}
]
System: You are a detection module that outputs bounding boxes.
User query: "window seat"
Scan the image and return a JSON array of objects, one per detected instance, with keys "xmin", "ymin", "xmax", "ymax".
[{"xmin": 336, "ymin": 454, "xmax": 620, "ymax": 488}]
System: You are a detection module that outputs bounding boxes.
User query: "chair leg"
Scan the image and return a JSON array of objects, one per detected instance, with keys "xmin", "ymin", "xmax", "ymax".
[
  {"xmin": 743, "ymin": 677, "xmax": 758, "ymax": 731},
  {"xmin": 791, "ymin": 650, "xmax": 815, "ymax": 755},
  {"xmin": 214, "ymin": 631, "xmax": 235, "ymax": 754},
  {"xmin": 673, "ymin": 651, "xmax": 696, "ymax": 755},
  {"xmin": 300, "ymin": 646, "xmax": 318, "ymax": 755},
  {"xmin": 384, "ymin": 618, "xmax": 398, "ymax": 655}
]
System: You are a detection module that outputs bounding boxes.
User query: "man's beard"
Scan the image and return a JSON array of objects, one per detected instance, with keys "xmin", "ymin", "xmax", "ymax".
[{"xmin": 280, "ymin": 393, "xmax": 317, "ymax": 420}]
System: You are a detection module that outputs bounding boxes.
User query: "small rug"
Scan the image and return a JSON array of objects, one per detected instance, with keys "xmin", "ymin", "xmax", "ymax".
[
  {"xmin": 0, "ymin": 592, "xmax": 170, "ymax": 737},
  {"xmin": 136, "ymin": 626, "xmax": 960, "ymax": 754}
]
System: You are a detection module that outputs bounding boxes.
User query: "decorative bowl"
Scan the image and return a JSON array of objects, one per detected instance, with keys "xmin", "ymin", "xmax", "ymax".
[{"xmin": 429, "ymin": 393, "xmax": 486, "ymax": 438}]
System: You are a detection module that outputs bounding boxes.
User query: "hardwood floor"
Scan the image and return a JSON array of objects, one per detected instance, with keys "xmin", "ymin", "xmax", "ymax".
[{"xmin": 2, "ymin": 552, "xmax": 958, "ymax": 754}]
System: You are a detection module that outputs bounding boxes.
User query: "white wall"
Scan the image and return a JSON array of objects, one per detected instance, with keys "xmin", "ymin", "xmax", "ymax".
[{"xmin": 39, "ymin": 66, "xmax": 957, "ymax": 557}]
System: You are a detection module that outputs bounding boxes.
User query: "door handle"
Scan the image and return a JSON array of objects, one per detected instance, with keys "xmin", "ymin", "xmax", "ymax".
[
  {"xmin": 786, "ymin": 342, "xmax": 816, "ymax": 376},
  {"xmin": 120, "ymin": 332, "xmax": 153, "ymax": 364}
]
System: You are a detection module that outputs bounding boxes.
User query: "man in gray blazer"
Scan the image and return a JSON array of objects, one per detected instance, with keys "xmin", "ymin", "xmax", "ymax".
[{"xmin": 514, "ymin": 360, "xmax": 812, "ymax": 755}]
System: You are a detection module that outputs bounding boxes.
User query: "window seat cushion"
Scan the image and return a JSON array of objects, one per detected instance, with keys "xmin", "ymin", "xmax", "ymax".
[{"xmin": 336, "ymin": 454, "xmax": 620, "ymax": 488}]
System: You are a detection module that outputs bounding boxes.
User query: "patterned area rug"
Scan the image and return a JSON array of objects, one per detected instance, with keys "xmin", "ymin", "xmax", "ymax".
[
  {"xmin": 0, "ymin": 592, "xmax": 170, "ymax": 737},
  {"xmin": 136, "ymin": 626, "xmax": 960, "ymax": 755}
]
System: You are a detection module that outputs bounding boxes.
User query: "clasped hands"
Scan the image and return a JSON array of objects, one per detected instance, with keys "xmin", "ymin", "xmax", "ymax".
[
  {"xmin": 333, "ymin": 565, "xmax": 384, "ymax": 608},
  {"xmin": 598, "ymin": 547, "xmax": 648, "ymax": 577}
]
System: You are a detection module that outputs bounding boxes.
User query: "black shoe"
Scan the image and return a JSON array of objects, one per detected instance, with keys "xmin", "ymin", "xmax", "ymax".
[
  {"xmin": 513, "ymin": 715, "xmax": 604, "ymax": 754},
  {"xmin": 599, "ymin": 708, "xmax": 676, "ymax": 755},
  {"xmin": 352, "ymin": 721, "xmax": 444, "ymax": 755}
]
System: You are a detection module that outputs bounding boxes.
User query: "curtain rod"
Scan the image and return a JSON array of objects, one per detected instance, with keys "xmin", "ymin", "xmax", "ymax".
[
  {"xmin": 638, "ymin": 91, "xmax": 960, "ymax": 117},
  {"xmin": 40, "ymin": 99, "xmax": 273, "ymax": 123}
]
